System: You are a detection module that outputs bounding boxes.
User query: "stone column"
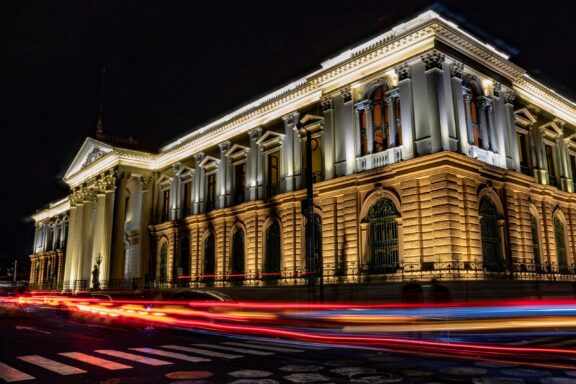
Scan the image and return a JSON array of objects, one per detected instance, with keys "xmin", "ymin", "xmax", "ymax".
[
  {"xmin": 563, "ymin": 137, "xmax": 574, "ymax": 193},
  {"xmin": 421, "ymin": 51, "xmax": 446, "ymax": 153},
  {"xmin": 354, "ymin": 109, "xmax": 363, "ymax": 157},
  {"xmin": 79, "ymin": 192, "xmax": 96, "ymax": 286},
  {"xmin": 33, "ymin": 223, "xmax": 40, "ymax": 254},
  {"xmin": 321, "ymin": 97, "xmax": 335, "ymax": 180},
  {"xmin": 364, "ymin": 104, "xmax": 374, "ymax": 155},
  {"xmin": 532, "ymin": 126, "xmax": 547, "ymax": 184},
  {"xmin": 450, "ymin": 62, "xmax": 469, "ymax": 155},
  {"xmin": 396, "ymin": 63, "xmax": 415, "ymax": 160},
  {"xmin": 63, "ymin": 204, "xmax": 78, "ymax": 288},
  {"xmin": 340, "ymin": 87, "xmax": 355, "ymax": 176},
  {"xmin": 218, "ymin": 141, "xmax": 230, "ymax": 209},
  {"xmin": 504, "ymin": 91, "xmax": 520, "ymax": 171},
  {"xmin": 385, "ymin": 96, "xmax": 396, "ymax": 147},
  {"xmin": 282, "ymin": 112, "xmax": 299, "ymax": 192},
  {"xmin": 487, "ymin": 103, "xmax": 498, "ymax": 153},
  {"xmin": 193, "ymin": 152, "xmax": 205, "ymax": 214},
  {"xmin": 247, "ymin": 128, "xmax": 262, "ymax": 201},
  {"xmin": 463, "ymin": 93, "xmax": 474, "ymax": 145}
]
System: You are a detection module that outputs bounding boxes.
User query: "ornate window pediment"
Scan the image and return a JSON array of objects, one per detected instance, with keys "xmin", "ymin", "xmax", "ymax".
[
  {"xmin": 540, "ymin": 121, "xmax": 563, "ymax": 141},
  {"xmin": 514, "ymin": 108, "xmax": 538, "ymax": 129},
  {"xmin": 198, "ymin": 155, "xmax": 220, "ymax": 172},
  {"xmin": 256, "ymin": 131, "xmax": 284, "ymax": 152},
  {"xmin": 225, "ymin": 144, "xmax": 250, "ymax": 164}
]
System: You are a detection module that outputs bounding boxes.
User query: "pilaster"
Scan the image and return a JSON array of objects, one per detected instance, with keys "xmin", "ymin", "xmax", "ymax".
[
  {"xmin": 321, "ymin": 96, "xmax": 335, "ymax": 180},
  {"xmin": 396, "ymin": 63, "xmax": 415, "ymax": 160},
  {"xmin": 247, "ymin": 127, "xmax": 263, "ymax": 201},
  {"xmin": 218, "ymin": 141, "xmax": 231, "ymax": 208}
]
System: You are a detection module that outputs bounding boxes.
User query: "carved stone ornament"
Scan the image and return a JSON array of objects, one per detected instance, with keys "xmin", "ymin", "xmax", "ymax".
[
  {"xmin": 340, "ymin": 86, "xmax": 352, "ymax": 103},
  {"xmin": 504, "ymin": 91, "xmax": 516, "ymax": 105},
  {"xmin": 395, "ymin": 63, "xmax": 410, "ymax": 81},
  {"xmin": 95, "ymin": 169, "xmax": 117, "ymax": 193},
  {"xmin": 450, "ymin": 61, "xmax": 464, "ymax": 79},
  {"xmin": 248, "ymin": 127, "xmax": 262, "ymax": 140},
  {"xmin": 81, "ymin": 147, "xmax": 107, "ymax": 169},
  {"xmin": 282, "ymin": 113, "xmax": 296, "ymax": 126},
  {"xmin": 493, "ymin": 82, "xmax": 502, "ymax": 97},
  {"xmin": 421, "ymin": 51, "xmax": 445, "ymax": 71},
  {"xmin": 320, "ymin": 97, "xmax": 333, "ymax": 112}
]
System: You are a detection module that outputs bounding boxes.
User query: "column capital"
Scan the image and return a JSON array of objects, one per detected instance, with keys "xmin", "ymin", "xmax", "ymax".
[
  {"xmin": 282, "ymin": 112, "xmax": 299, "ymax": 126},
  {"xmin": 320, "ymin": 96, "xmax": 333, "ymax": 112},
  {"xmin": 504, "ymin": 91, "xmax": 516, "ymax": 105},
  {"xmin": 340, "ymin": 86, "xmax": 352, "ymax": 103},
  {"xmin": 193, "ymin": 152, "xmax": 205, "ymax": 163},
  {"xmin": 218, "ymin": 140, "xmax": 231, "ymax": 153},
  {"xmin": 394, "ymin": 63, "xmax": 411, "ymax": 81},
  {"xmin": 493, "ymin": 82, "xmax": 502, "ymax": 97},
  {"xmin": 421, "ymin": 50, "xmax": 445, "ymax": 71},
  {"xmin": 450, "ymin": 61, "xmax": 464, "ymax": 79},
  {"xmin": 248, "ymin": 127, "xmax": 262, "ymax": 140}
]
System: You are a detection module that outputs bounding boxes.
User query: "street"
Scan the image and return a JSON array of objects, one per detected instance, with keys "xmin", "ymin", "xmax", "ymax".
[{"xmin": 2, "ymin": 304, "xmax": 576, "ymax": 383}]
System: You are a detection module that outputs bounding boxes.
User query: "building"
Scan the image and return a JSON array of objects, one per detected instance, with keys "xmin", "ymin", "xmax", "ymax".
[{"xmin": 29, "ymin": 10, "xmax": 576, "ymax": 293}]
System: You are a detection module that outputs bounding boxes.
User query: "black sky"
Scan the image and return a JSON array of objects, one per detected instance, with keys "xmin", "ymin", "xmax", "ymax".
[{"xmin": 2, "ymin": 0, "xmax": 576, "ymax": 272}]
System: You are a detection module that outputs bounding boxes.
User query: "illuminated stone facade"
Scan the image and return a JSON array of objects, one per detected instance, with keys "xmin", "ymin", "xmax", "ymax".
[{"xmin": 30, "ymin": 11, "xmax": 576, "ymax": 291}]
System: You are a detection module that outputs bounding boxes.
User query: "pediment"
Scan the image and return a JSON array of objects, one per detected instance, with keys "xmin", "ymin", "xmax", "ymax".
[
  {"xmin": 540, "ymin": 121, "xmax": 563, "ymax": 138},
  {"xmin": 256, "ymin": 130, "xmax": 284, "ymax": 150},
  {"xmin": 514, "ymin": 108, "xmax": 537, "ymax": 128},
  {"xmin": 64, "ymin": 138, "xmax": 115, "ymax": 179},
  {"xmin": 198, "ymin": 155, "xmax": 220, "ymax": 171},
  {"xmin": 225, "ymin": 144, "xmax": 250, "ymax": 162}
]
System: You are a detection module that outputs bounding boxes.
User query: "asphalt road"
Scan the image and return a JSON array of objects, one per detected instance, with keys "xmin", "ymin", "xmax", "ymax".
[{"xmin": 1, "ymin": 305, "xmax": 576, "ymax": 383}]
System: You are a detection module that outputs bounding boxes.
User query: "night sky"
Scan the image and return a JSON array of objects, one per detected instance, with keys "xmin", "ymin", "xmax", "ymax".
[{"xmin": 2, "ymin": 0, "xmax": 576, "ymax": 274}]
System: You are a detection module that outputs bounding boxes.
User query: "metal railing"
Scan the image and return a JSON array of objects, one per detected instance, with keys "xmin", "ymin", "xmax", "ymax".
[{"xmin": 34, "ymin": 260, "xmax": 576, "ymax": 292}]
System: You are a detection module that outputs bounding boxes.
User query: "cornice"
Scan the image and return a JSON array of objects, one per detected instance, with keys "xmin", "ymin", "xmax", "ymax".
[
  {"xmin": 513, "ymin": 76, "xmax": 576, "ymax": 127},
  {"xmin": 32, "ymin": 199, "xmax": 70, "ymax": 222}
]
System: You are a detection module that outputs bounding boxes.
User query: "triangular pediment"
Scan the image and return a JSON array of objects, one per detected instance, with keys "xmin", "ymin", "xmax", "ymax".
[
  {"xmin": 225, "ymin": 144, "xmax": 249, "ymax": 162},
  {"xmin": 540, "ymin": 121, "xmax": 563, "ymax": 138},
  {"xmin": 198, "ymin": 155, "xmax": 220, "ymax": 170},
  {"xmin": 64, "ymin": 138, "xmax": 115, "ymax": 180},
  {"xmin": 514, "ymin": 108, "xmax": 537, "ymax": 128},
  {"xmin": 256, "ymin": 131, "xmax": 284, "ymax": 150}
]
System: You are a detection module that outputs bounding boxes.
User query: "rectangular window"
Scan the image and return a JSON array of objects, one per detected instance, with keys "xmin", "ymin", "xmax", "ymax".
[
  {"xmin": 233, "ymin": 163, "xmax": 246, "ymax": 205},
  {"xmin": 206, "ymin": 174, "xmax": 216, "ymax": 211},
  {"xmin": 545, "ymin": 145, "xmax": 558, "ymax": 187},
  {"xmin": 162, "ymin": 190, "xmax": 170, "ymax": 221},
  {"xmin": 182, "ymin": 182, "xmax": 191, "ymax": 215},
  {"xmin": 517, "ymin": 133, "xmax": 531, "ymax": 175},
  {"xmin": 267, "ymin": 153, "xmax": 279, "ymax": 197}
]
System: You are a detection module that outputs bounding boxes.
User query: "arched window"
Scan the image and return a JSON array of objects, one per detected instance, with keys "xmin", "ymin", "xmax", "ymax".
[
  {"xmin": 158, "ymin": 242, "xmax": 168, "ymax": 283},
  {"xmin": 264, "ymin": 220, "xmax": 281, "ymax": 279},
  {"xmin": 203, "ymin": 232, "xmax": 215, "ymax": 283},
  {"xmin": 554, "ymin": 217, "xmax": 568, "ymax": 273},
  {"xmin": 479, "ymin": 197, "xmax": 503, "ymax": 272},
  {"xmin": 231, "ymin": 229, "xmax": 245, "ymax": 283},
  {"xmin": 530, "ymin": 215, "xmax": 542, "ymax": 272},
  {"xmin": 367, "ymin": 198, "xmax": 399, "ymax": 273}
]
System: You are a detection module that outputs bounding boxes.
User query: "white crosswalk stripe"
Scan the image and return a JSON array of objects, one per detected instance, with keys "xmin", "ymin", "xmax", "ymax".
[
  {"xmin": 59, "ymin": 352, "xmax": 132, "ymax": 370},
  {"xmin": 17, "ymin": 355, "xmax": 86, "ymax": 375},
  {"xmin": 223, "ymin": 341, "xmax": 304, "ymax": 353},
  {"xmin": 160, "ymin": 345, "xmax": 242, "ymax": 359},
  {"xmin": 95, "ymin": 350, "xmax": 173, "ymax": 366},
  {"xmin": 0, "ymin": 362, "xmax": 35, "ymax": 382},
  {"xmin": 129, "ymin": 348, "xmax": 210, "ymax": 363},
  {"xmin": 192, "ymin": 343, "xmax": 274, "ymax": 356}
]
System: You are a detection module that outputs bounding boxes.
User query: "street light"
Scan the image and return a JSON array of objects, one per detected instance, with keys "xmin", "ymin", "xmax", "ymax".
[{"xmin": 298, "ymin": 115, "xmax": 324, "ymax": 302}]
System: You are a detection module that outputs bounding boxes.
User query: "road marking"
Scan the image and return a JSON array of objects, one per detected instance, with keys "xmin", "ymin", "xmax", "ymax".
[
  {"xmin": 59, "ymin": 352, "xmax": 132, "ymax": 370},
  {"xmin": 95, "ymin": 350, "xmax": 172, "ymax": 366},
  {"xmin": 161, "ymin": 345, "xmax": 242, "ymax": 359},
  {"xmin": 129, "ymin": 348, "xmax": 210, "ymax": 363},
  {"xmin": 15, "ymin": 326, "xmax": 50, "ymax": 335},
  {"xmin": 223, "ymin": 342, "xmax": 304, "ymax": 353},
  {"xmin": 192, "ymin": 344, "xmax": 273, "ymax": 356},
  {"xmin": 0, "ymin": 362, "xmax": 35, "ymax": 382},
  {"xmin": 17, "ymin": 355, "xmax": 86, "ymax": 375}
]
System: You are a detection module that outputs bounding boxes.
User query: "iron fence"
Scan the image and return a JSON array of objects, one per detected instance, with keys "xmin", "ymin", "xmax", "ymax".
[{"xmin": 30, "ymin": 260, "xmax": 576, "ymax": 292}]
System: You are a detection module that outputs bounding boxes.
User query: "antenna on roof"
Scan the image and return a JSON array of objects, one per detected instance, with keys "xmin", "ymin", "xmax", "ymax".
[{"xmin": 96, "ymin": 66, "xmax": 106, "ymax": 140}]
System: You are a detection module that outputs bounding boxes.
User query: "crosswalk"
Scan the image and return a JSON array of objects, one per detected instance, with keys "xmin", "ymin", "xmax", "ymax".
[{"xmin": 0, "ymin": 340, "xmax": 322, "ymax": 382}]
